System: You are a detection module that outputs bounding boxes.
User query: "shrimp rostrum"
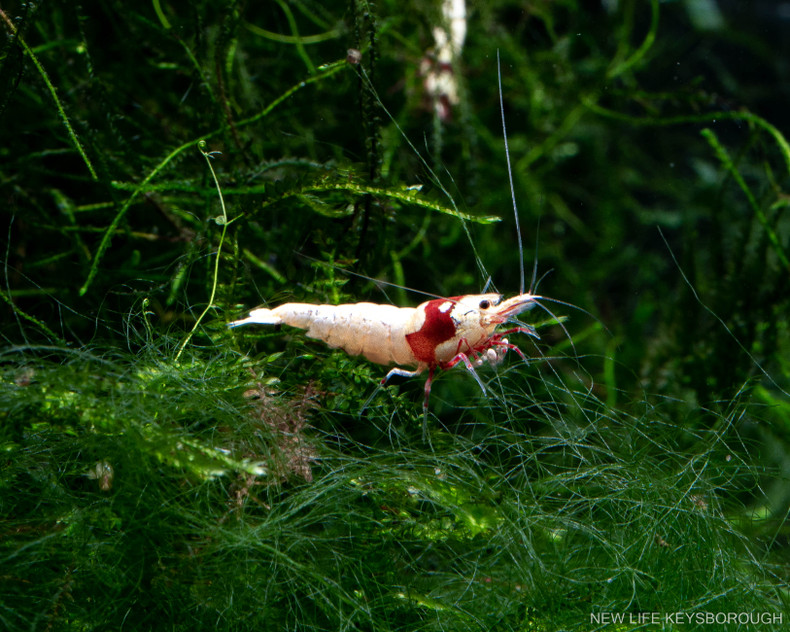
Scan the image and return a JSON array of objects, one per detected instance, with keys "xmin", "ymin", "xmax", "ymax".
[{"xmin": 228, "ymin": 292, "xmax": 540, "ymax": 413}]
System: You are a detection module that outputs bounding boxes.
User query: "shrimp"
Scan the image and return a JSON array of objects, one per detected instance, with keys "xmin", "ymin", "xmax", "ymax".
[
  {"xmin": 228, "ymin": 292, "xmax": 541, "ymax": 411},
  {"xmin": 230, "ymin": 52, "xmax": 561, "ymax": 425}
]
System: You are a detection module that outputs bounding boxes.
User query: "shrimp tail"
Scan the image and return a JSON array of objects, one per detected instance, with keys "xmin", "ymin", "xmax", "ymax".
[{"xmin": 228, "ymin": 308, "xmax": 283, "ymax": 328}]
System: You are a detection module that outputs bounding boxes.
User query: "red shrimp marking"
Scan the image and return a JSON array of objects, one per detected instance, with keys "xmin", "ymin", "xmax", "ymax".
[{"xmin": 405, "ymin": 298, "xmax": 460, "ymax": 363}]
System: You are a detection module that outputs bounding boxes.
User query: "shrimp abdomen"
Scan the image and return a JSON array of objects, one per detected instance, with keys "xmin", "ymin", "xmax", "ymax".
[{"xmin": 271, "ymin": 302, "xmax": 418, "ymax": 367}]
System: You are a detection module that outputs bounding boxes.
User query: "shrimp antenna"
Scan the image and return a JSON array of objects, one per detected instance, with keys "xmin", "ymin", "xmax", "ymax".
[
  {"xmin": 354, "ymin": 65, "xmax": 491, "ymax": 286},
  {"xmin": 529, "ymin": 217, "xmax": 541, "ymax": 293},
  {"xmin": 497, "ymin": 50, "xmax": 525, "ymax": 295},
  {"xmin": 294, "ymin": 251, "xmax": 447, "ymax": 302},
  {"xmin": 659, "ymin": 227, "xmax": 790, "ymax": 399}
]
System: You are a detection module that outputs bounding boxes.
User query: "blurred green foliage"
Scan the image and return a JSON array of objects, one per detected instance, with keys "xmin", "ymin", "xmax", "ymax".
[{"xmin": 1, "ymin": 0, "xmax": 789, "ymax": 630}]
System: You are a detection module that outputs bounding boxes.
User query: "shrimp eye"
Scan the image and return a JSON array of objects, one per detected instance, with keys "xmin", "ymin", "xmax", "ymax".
[{"xmin": 479, "ymin": 299, "xmax": 491, "ymax": 310}]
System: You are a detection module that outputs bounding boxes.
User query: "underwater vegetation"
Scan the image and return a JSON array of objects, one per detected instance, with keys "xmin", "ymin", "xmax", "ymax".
[{"xmin": 1, "ymin": 1, "xmax": 789, "ymax": 630}]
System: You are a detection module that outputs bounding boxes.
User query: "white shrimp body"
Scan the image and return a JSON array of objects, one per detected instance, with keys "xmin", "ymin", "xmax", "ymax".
[
  {"xmin": 229, "ymin": 302, "xmax": 422, "ymax": 367},
  {"xmin": 229, "ymin": 292, "xmax": 541, "ymax": 422},
  {"xmin": 229, "ymin": 292, "xmax": 539, "ymax": 372}
]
